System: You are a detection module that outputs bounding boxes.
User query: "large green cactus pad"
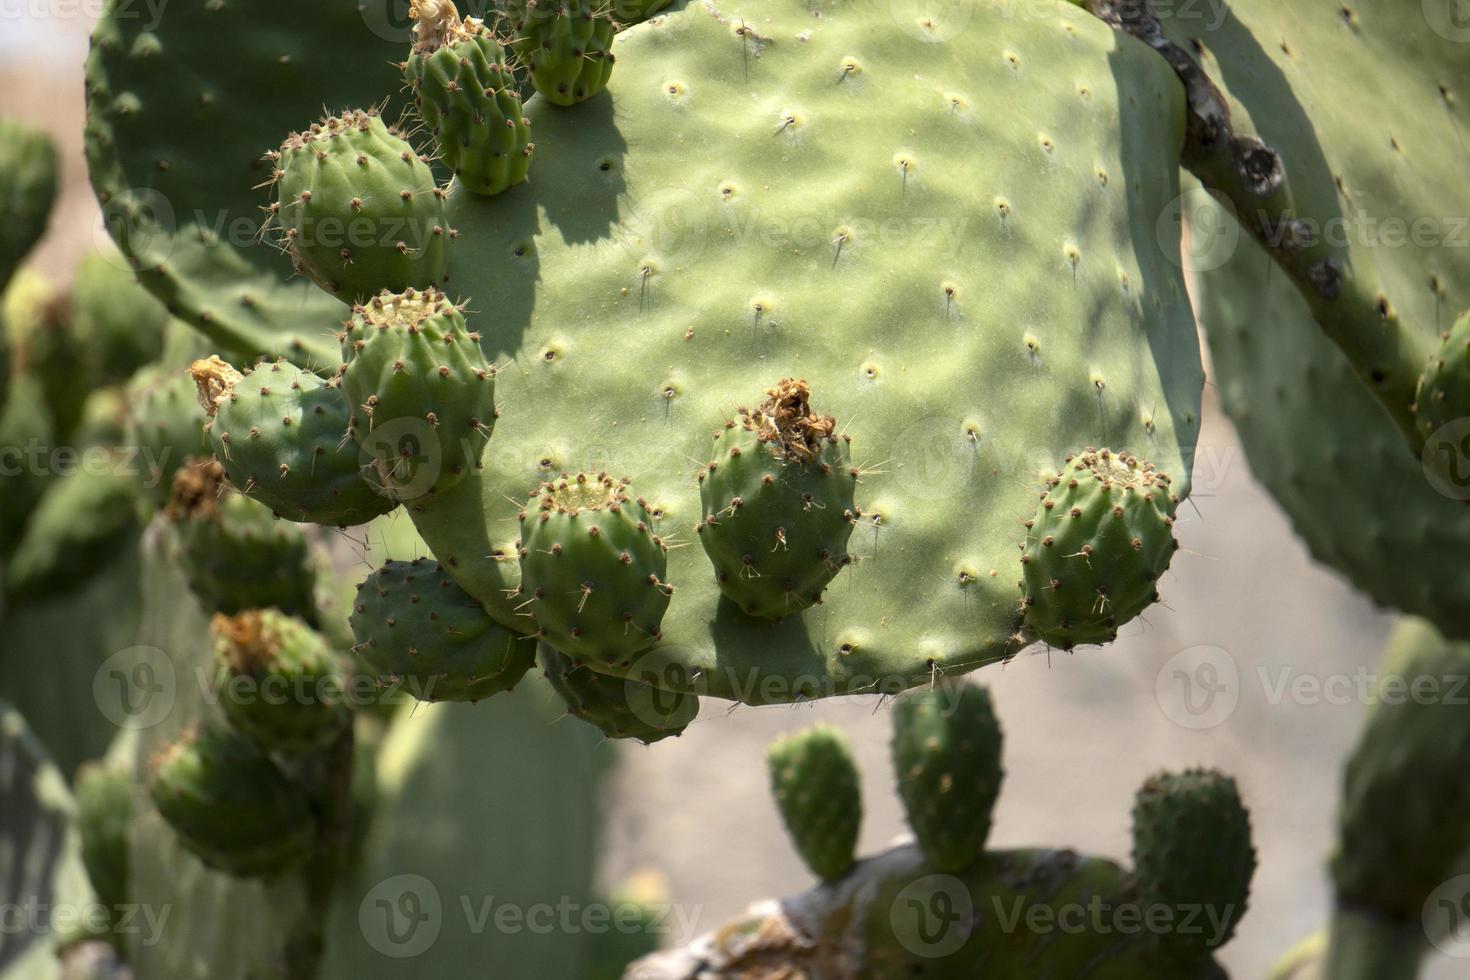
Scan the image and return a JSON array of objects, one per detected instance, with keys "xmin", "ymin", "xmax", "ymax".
[
  {"xmin": 82, "ymin": 0, "xmax": 410, "ymax": 363},
  {"xmin": 1174, "ymin": 2, "xmax": 1470, "ymax": 639},
  {"xmin": 412, "ymin": 0, "xmax": 1203, "ymax": 701}
]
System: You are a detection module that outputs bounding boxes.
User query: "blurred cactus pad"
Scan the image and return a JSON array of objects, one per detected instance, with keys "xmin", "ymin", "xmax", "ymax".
[{"xmin": 85, "ymin": 0, "xmax": 1205, "ymax": 704}]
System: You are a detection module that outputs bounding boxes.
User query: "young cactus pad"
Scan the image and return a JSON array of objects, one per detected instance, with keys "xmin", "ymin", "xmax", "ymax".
[
  {"xmin": 767, "ymin": 724, "xmax": 861, "ymax": 881},
  {"xmin": 511, "ymin": 0, "xmax": 617, "ymax": 106},
  {"xmin": 148, "ymin": 724, "xmax": 316, "ymax": 878},
  {"xmin": 90, "ymin": 0, "xmax": 1204, "ymax": 703},
  {"xmin": 696, "ymin": 379, "xmax": 859, "ymax": 620},
  {"xmin": 891, "ymin": 682, "xmax": 1004, "ymax": 873},
  {"xmin": 350, "ymin": 557, "xmax": 537, "ymax": 702},
  {"xmin": 1019, "ymin": 448, "xmax": 1179, "ymax": 650}
]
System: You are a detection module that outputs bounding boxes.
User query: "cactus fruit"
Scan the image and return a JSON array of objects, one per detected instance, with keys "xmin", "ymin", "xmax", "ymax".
[
  {"xmin": 1019, "ymin": 449, "xmax": 1179, "ymax": 650},
  {"xmin": 539, "ymin": 643, "xmax": 697, "ymax": 743},
  {"xmin": 266, "ymin": 109, "xmax": 455, "ymax": 302},
  {"xmin": 405, "ymin": 1, "xmax": 534, "ymax": 197},
  {"xmin": 211, "ymin": 609, "xmax": 350, "ymax": 754},
  {"xmin": 193, "ymin": 355, "xmax": 397, "ymax": 526},
  {"xmin": 512, "ymin": 0, "xmax": 616, "ymax": 107},
  {"xmin": 0, "ymin": 119, "xmax": 57, "ymax": 289},
  {"xmin": 1131, "ymin": 769, "xmax": 1256, "ymax": 963},
  {"xmin": 766, "ymin": 724, "xmax": 861, "ymax": 882},
  {"xmin": 148, "ymin": 724, "xmax": 316, "ymax": 878},
  {"xmin": 350, "ymin": 557, "xmax": 536, "ymax": 702},
  {"xmin": 1414, "ymin": 310, "xmax": 1470, "ymax": 487},
  {"xmin": 891, "ymin": 682, "xmax": 1003, "ymax": 873},
  {"xmin": 74, "ymin": 760, "xmax": 132, "ymax": 938},
  {"xmin": 338, "ymin": 288, "xmax": 497, "ymax": 500},
  {"xmin": 517, "ymin": 473, "xmax": 672, "ymax": 670},
  {"xmin": 696, "ymin": 379, "xmax": 858, "ymax": 620},
  {"xmin": 166, "ymin": 460, "xmax": 319, "ymax": 619},
  {"xmin": 125, "ymin": 363, "xmax": 210, "ymax": 509}
]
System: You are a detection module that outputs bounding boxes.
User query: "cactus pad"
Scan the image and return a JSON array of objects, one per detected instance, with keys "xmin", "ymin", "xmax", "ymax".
[
  {"xmin": 891, "ymin": 682, "xmax": 1004, "ymax": 873},
  {"xmin": 1131, "ymin": 768, "xmax": 1255, "ymax": 962},
  {"xmin": 540, "ymin": 642, "xmax": 698, "ymax": 743},
  {"xmin": 696, "ymin": 379, "xmax": 858, "ymax": 620},
  {"xmin": 338, "ymin": 287, "xmax": 497, "ymax": 500},
  {"xmin": 1414, "ymin": 311, "xmax": 1470, "ymax": 487},
  {"xmin": 406, "ymin": 2, "xmax": 534, "ymax": 196},
  {"xmin": 211, "ymin": 609, "xmax": 350, "ymax": 754},
  {"xmin": 517, "ymin": 473, "xmax": 672, "ymax": 669},
  {"xmin": 767, "ymin": 724, "xmax": 861, "ymax": 881},
  {"xmin": 0, "ymin": 119, "xmax": 57, "ymax": 289},
  {"xmin": 125, "ymin": 363, "xmax": 210, "ymax": 509},
  {"xmin": 267, "ymin": 110, "xmax": 455, "ymax": 302},
  {"xmin": 194, "ymin": 355, "xmax": 397, "ymax": 527},
  {"xmin": 148, "ymin": 724, "xmax": 315, "ymax": 878},
  {"xmin": 350, "ymin": 557, "xmax": 536, "ymax": 702},
  {"xmin": 1019, "ymin": 448, "xmax": 1179, "ymax": 650}
]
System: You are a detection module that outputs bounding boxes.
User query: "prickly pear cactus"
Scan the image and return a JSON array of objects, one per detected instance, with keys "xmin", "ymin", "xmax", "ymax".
[
  {"xmin": 1174, "ymin": 0, "xmax": 1470, "ymax": 640},
  {"xmin": 512, "ymin": 0, "xmax": 618, "ymax": 106},
  {"xmin": 1414, "ymin": 310, "xmax": 1470, "ymax": 485},
  {"xmin": 891, "ymin": 682, "xmax": 1003, "ymax": 873},
  {"xmin": 0, "ymin": 119, "xmax": 57, "ymax": 290},
  {"xmin": 767, "ymin": 724, "xmax": 861, "ymax": 881},
  {"xmin": 539, "ymin": 642, "xmax": 698, "ymax": 742}
]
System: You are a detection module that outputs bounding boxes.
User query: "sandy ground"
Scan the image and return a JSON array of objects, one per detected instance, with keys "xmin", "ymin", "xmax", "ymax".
[{"xmin": 3, "ymin": 16, "xmax": 1459, "ymax": 979}]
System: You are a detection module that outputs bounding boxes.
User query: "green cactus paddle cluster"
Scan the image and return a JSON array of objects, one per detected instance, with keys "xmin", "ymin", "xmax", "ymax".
[
  {"xmin": 767, "ymin": 724, "xmax": 861, "ymax": 882},
  {"xmin": 696, "ymin": 379, "xmax": 859, "ymax": 620},
  {"xmin": 891, "ymin": 681, "xmax": 1004, "ymax": 873},
  {"xmin": 405, "ymin": 1, "xmax": 533, "ymax": 197},
  {"xmin": 1019, "ymin": 448, "xmax": 1180, "ymax": 650},
  {"xmin": 194, "ymin": 355, "xmax": 396, "ymax": 526},
  {"xmin": 148, "ymin": 724, "xmax": 316, "ymax": 878},
  {"xmin": 539, "ymin": 643, "xmax": 697, "ymax": 744},
  {"xmin": 1415, "ymin": 310, "xmax": 1470, "ymax": 487},
  {"xmin": 166, "ymin": 460, "xmax": 318, "ymax": 619},
  {"xmin": 517, "ymin": 472, "xmax": 672, "ymax": 671},
  {"xmin": 211, "ymin": 609, "xmax": 350, "ymax": 754},
  {"xmin": 1132, "ymin": 769, "xmax": 1256, "ymax": 963},
  {"xmin": 266, "ymin": 108, "xmax": 454, "ymax": 302},
  {"xmin": 509, "ymin": 0, "xmax": 616, "ymax": 107},
  {"xmin": 338, "ymin": 287, "xmax": 497, "ymax": 500},
  {"xmin": 350, "ymin": 557, "xmax": 535, "ymax": 702}
]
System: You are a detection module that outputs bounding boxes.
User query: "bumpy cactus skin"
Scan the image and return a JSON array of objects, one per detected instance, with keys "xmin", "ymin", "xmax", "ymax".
[
  {"xmin": 1132, "ymin": 769, "xmax": 1255, "ymax": 963},
  {"xmin": 351, "ymin": 558, "xmax": 536, "ymax": 702},
  {"xmin": 540, "ymin": 643, "xmax": 697, "ymax": 743},
  {"xmin": 1020, "ymin": 449, "xmax": 1179, "ymax": 650},
  {"xmin": 1414, "ymin": 310, "xmax": 1470, "ymax": 483},
  {"xmin": 339, "ymin": 288, "xmax": 496, "ymax": 500},
  {"xmin": 697, "ymin": 380, "xmax": 858, "ymax": 620},
  {"xmin": 514, "ymin": 0, "xmax": 616, "ymax": 106},
  {"xmin": 267, "ymin": 110, "xmax": 454, "ymax": 302},
  {"xmin": 195, "ymin": 356, "xmax": 397, "ymax": 526},
  {"xmin": 212, "ymin": 609, "xmax": 350, "ymax": 754},
  {"xmin": 891, "ymin": 682, "xmax": 1003, "ymax": 873},
  {"xmin": 406, "ymin": 3, "xmax": 533, "ymax": 196},
  {"xmin": 167, "ymin": 462, "xmax": 318, "ymax": 619},
  {"xmin": 767, "ymin": 724, "xmax": 861, "ymax": 881},
  {"xmin": 517, "ymin": 473, "xmax": 672, "ymax": 670},
  {"xmin": 149, "ymin": 725, "xmax": 316, "ymax": 878}
]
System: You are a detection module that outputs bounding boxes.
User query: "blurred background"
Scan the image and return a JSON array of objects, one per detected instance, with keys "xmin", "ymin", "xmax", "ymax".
[{"xmin": 0, "ymin": 9, "xmax": 1446, "ymax": 979}]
